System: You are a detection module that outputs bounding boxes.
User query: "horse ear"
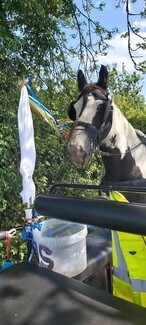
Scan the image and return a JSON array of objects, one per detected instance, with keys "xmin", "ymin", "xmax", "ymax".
[
  {"xmin": 77, "ymin": 70, "xmax": 87, "ymax": 92},
  {"xmin": 97, "ymin": 65, "xmax": 108, "ymax": 90}
]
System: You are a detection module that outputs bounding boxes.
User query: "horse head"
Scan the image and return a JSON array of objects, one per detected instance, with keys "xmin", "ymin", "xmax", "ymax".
[{"xmin": 67, "ymin": 65, "xmax": 113, "ymax": 168}]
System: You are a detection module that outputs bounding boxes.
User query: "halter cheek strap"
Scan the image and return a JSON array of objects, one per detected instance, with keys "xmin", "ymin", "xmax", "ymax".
[{"xmin": 99, "ymin": 102, "xmax": 113, "ymax": 141}]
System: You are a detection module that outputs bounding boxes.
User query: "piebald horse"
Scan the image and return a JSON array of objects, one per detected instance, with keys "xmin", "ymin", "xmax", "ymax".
[{"xmin": 67, "ymin": 65, "xmax": 146, "ymax": 202}]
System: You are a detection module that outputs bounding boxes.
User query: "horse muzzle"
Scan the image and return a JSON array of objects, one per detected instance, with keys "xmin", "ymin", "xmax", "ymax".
[
  {"xmin": 67, "ymin": 141, "xmax": 92, "ymax": 168},
  {"xmin": 67, "ymin": 122, "xmax": 98, "ymax": 167}
]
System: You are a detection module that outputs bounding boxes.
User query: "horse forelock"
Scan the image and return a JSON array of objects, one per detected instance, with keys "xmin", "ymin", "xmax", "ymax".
[{"xmin": 83, "ymin": 83, "xmax": 108, "ymax": 97}]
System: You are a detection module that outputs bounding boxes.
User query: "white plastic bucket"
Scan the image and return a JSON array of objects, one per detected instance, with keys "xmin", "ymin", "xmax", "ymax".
[{"xmin": 33, "ymin": 218, "xmax": 87, "ymax": 277}]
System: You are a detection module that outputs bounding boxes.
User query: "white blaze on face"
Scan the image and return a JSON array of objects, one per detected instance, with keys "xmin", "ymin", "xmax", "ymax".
[
  {"xmin": 73, "ymin": 97, "xmax": 83, "ymax": 119},
  {"xmin": 74, "ymin": 94, "xmax": 103, "ymax": 123}
]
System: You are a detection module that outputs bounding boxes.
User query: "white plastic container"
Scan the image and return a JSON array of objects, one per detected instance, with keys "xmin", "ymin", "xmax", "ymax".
[{"xmin": 33, "ymin": 218, "xmax": 87, "ymax": 277}]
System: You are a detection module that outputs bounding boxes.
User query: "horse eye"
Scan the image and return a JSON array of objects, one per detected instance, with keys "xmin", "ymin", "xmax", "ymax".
[
  {"xmin": 67, "ymin": 102, "xmax": 76, "ymax": 121},
  {"xmin": 97, "ymin": 104, "xmax": 103, "ymax": 111}
]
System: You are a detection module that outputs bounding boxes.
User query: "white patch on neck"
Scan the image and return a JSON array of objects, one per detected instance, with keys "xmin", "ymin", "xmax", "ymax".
[{"xmin": 102, "ymin": 103, "xmax": 134, "ymax": 155}]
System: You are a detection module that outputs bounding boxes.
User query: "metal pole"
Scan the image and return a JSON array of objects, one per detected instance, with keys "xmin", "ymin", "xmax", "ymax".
[{"xmin": 34, "ymin": 195, "xmax": 146, "ymax": 235}]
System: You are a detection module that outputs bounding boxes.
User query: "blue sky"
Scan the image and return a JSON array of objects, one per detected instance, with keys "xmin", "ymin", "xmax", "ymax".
[{"xmin": 73, "ymin": 1, "xmax": 146, "ymax": 100}]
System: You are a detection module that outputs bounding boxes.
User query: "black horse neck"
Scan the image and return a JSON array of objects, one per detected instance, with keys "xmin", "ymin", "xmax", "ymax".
[{"xmin": 101, "ymin": 148, "xmax": 143, "ymax": 182}]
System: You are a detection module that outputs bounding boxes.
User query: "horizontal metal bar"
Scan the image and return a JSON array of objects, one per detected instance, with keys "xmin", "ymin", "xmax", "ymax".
[
  {"xmin": 49, "ymin": 182, "xmax": 146, "ymax": 194},
  {"xmin": 34, "ymin": 195, "xmax": 146, "ymax": 235}
]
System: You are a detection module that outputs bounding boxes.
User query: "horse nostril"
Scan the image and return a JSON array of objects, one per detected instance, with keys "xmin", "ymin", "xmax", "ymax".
[
  {"xmin": 78, "ymin": 145, "xmax": 83, "ymax": 153},
  {"xmin": 68, "ymin": 143, "xmax": 84, "ymax": 155}
]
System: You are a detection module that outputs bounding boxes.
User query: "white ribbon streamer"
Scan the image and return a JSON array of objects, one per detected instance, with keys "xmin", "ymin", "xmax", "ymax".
[{"xmin": 18, "ymin": 85, "xmax": 36, "ymax": 207}]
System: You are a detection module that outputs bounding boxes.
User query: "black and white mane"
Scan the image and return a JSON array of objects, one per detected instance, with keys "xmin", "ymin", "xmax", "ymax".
[{"xmin": 67, "ymin": 65, "xmax": 146, "ymax": 202}]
